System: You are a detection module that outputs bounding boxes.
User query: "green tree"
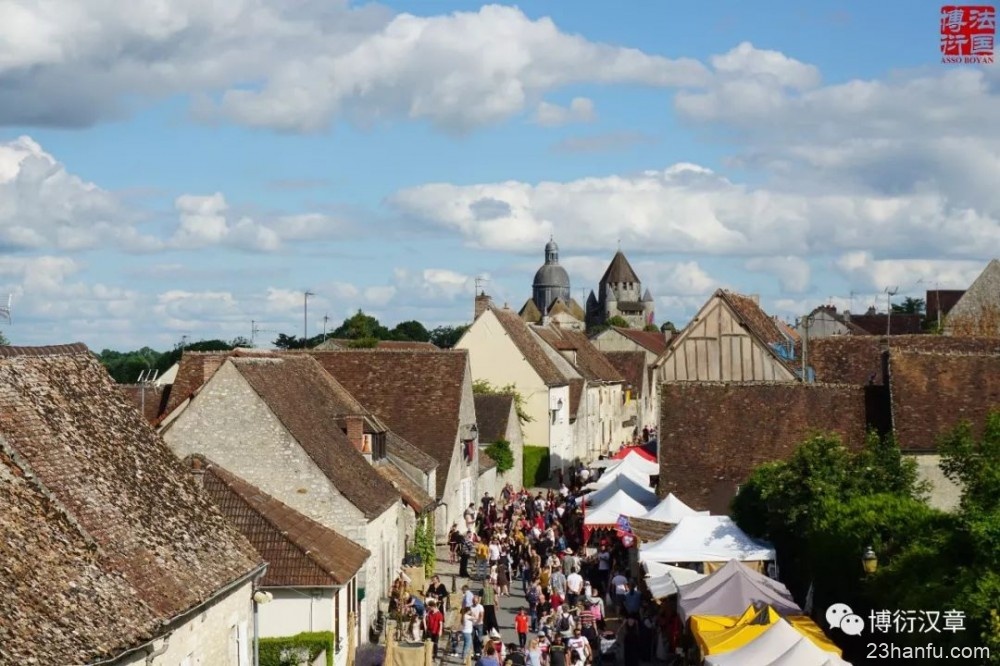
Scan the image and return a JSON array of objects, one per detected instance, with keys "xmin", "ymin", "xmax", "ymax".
[
  {"xmin": 154, "ymin": 339, "xmax": 237, "ymax": 374},
  {"xmin": 642, "ymin": 324, "xmax": 659, "ymax": 332},
  {"xmin": 472, "ymin": 379, "xmax": 534, "ymax": 424},
  {"xmin": 892, "ymin": 296, "xmax": 926, "ymax": 314},
  {"xmin": 606, "ymin": 315, "xmax": 630, "ymax": 328},
  {"xmin": 229, "ymin": 336, "xmax": 252, "ymax": 348},
  {"xmin": 332, "ymin": 310, "xmax": 390, "ymax": 340},
  {"xmin": 429, "ymin": 324, "xmax": 469, "ymax": 349},
  {"xmin": 99, "ymin": 347, "xmax": 163, "ymax": 383},
  {"xmin": 273, "ymin": 333, "xmax": 306, "ymax": 350},
  {"xmin": 390, "ymin": 320, "xmax": 430, "ymax": 342}
]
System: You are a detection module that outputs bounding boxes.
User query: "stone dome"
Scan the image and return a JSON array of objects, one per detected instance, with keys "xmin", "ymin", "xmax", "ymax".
[{"xmin": 533, "ymin": 263, "xmax": 570, "ymax": 290}]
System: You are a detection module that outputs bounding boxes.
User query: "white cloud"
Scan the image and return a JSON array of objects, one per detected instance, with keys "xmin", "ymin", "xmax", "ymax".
[
  {"xmin": 0, "ymin": 136, "xmax": 159, "ymax": 252},
  {"xmin": 833, "ymin": 251, "xmax": 985, "ymax": 291},
  {"xmin": 154, "ymin": 290, "xmax": 243, "ymax": 331},
  {"xmin": 745, "ymin": 256, "xmax": 811, "ymax": 293},
  {"xmin": 0, "ymin": 3, "xmax": 707, "ymax": 131},
  {"xmin": 389, "ymin": 164, "xmax": 1000, "ymax": 258},
  {"xmin": 535, "ymin": 97, "xmax": 596, "ymax": 127}
]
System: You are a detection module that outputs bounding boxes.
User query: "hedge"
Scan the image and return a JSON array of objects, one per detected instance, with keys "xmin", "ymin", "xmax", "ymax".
[
  {"xmin": 260, "ymin": 631, "xmax": 334, "ymax": 666},
  {"xmin": 522, "ymin": 445, "xmax": 550, "ymax": 487}
]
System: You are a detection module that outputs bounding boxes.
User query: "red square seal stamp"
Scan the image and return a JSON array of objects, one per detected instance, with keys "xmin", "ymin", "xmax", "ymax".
[{"xmin": 941, "ymin": 6, "xmax": 996, "ymax": 63}]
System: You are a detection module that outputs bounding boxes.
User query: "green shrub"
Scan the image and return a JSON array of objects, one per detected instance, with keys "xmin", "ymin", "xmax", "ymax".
[
  {"xmin": 259, "ymin": 631, "xmax": 334, "ymax": 666},
  {"xmin": 485, "ymin": 439, "xmax": 514, "ymax": 474},
  {"xmin": 522, "ymin": 446, "xmax": 550, "ymax": 487}
]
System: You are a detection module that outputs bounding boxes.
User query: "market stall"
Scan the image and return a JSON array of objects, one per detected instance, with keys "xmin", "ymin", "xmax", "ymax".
[
  {"xmin": 639, "ymin": 493, "xmax": 709, "ymax": 524},
  {"xmin": 703, "ymin": 618, "xmax": 851, "ymax": 665},
  {"xmin": 675, "ymin": 560, "xmax": 800, "ymax": 622}
]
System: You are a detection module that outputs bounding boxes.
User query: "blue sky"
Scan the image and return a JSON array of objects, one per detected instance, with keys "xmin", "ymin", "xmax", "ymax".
[{"xmin": 0, "ymin": 0, "xmax": 997, "ymax": 350}]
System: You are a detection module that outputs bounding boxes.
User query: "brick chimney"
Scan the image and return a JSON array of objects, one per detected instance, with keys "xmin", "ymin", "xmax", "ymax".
[
  {"xmin": 475, "ymin": 291, "xmax": 493, "ymax": 320},
  {"xmin": 189, "ymin": 455, "xmax": 206, "ymax": 487},
  {"xmin": 344, "ymin": 415, "xmax": 369, "ymax": 455}
]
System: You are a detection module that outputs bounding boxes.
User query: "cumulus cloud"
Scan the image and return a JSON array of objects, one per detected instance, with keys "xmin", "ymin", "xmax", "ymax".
[
  {"xmin": 389, "ymin": 164, "xmax": 1000, "ymax": 259},
  {"xmin": 0, "ymin": 3, "xmax": 707, "ymax": 132},
  {"xmin": 833, "ymin": 251, "xmax": 985, "ymax": 291},
  {"xmin": 535, "ymin": 97, "xmax": 596, "ymax": 127},
  {"xmin": 0, "ymin": 136, "xmax": 159, "ymax": 252},
  {"xmin": 745, "ymin": 256, "xmax": 811, "ymax": 293}
]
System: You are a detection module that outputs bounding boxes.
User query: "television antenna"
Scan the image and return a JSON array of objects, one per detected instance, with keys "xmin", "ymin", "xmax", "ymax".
[
  {"xmin": 322, "ymin": 314, "xmax": 330, "ymax": 343},
  {"xmin": 474, "ymin": 276, "xmax": 490, "ymax": 294},
  {"xmin": 250, "ymin": 320, "xmax": 274, "ymax": 347},
  {"xmin": 136, "ymin": 367, "xmax": 160, "ymax": 416},
  {"xmin": 0, "ymin": 294, "xmax": 11, "ymax": 325},
  {"xmin": 884, "ymin": 286, "xmax": 899, "ymax": 343}
]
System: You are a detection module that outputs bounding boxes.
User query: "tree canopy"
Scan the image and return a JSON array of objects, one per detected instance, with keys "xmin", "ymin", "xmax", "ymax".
[
  {"xmin": 273, "ymin": 311, "xmax": 464, "ymax": 349},
  {"xmin": 734, "ymin": 419, "xmax": 1000, "ymax": 663}
]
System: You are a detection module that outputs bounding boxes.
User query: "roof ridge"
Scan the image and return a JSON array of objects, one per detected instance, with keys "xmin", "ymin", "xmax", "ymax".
[{"xmin": 0, "ymin": 342, "xmax": 90, "ymax": 358}]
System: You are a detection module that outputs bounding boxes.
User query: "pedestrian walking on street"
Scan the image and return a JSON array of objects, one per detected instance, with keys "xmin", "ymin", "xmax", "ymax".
[{"xmin": 514, "ymin": 608, "xmax": 530, "ymax": 648}]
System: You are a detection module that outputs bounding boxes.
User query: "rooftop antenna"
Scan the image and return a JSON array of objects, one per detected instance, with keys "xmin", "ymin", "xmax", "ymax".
[
  {"xmin": 303, "ymin": 290, "xmax": 315, "ymax": 344},
  {"xmin": 178, "ymin": 334, "xmax": 190, "ymax": 351},
  {"xmin": 884, "ymin": 286, "xmax": 899, "ymax": 344},
  {"xmin": 474, "ymin": 276, "xmax": 490, "ymax": 295},
  {"xmin": 136, "ymin": 367, "xmax": 159, "ymax": 416},
  {"xmin": 0, "ymin": 294, "xmax": 11, "ymax": 325},
  {"xmin": 322, "ymin": 314, "xmax": 330, "ymax": 343},
  {"xmin": 849, "ymin": 290, "xmax": 857, "ymax": 313}
]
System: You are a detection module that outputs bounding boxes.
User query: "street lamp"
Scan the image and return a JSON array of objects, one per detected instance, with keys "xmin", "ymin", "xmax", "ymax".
[
  {"xmin": 862, "ymin": 546, "xmax": 878, "ymax": 574},
  {"xmin": 252, "ymin": 590, "xmax": 273, "ymax": 666}
]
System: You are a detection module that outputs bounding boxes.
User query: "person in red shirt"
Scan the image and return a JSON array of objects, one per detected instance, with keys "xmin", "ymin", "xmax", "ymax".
[
  {"xmin": 514, "ymin": 607, "xmax": 530, "ymax": 649},
  {"xmin": 424, "ymin": 599, "xmax": 444, "ymax": 658}
]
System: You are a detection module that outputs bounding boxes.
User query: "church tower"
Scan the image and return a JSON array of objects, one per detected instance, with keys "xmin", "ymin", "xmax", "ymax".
[
  {"xmin": 532, "ymin": 237, "xmax": 571, "ymax": 315},
  {"xmin": 594, "ymin": 250, "xmax": 654, "ymax": 328}
]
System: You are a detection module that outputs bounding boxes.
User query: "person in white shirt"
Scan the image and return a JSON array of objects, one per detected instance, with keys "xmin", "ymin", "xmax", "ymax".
[
  {"xmin": 471, "ymin": 596, "xmax": 485, "ymax": 655},
  {"xmin": 566, "ymin": 628, "xmax": 590, "ymax": 664},
  {"xmin": 566, "ymin": 568, "xmax": 584, "ymax": 606},
  {"xmin": 611, "ymin": 571, "xmax": 629, "ymax": 613},
  {"xmin": 460, "ymin": 608, "xmax": 475, "ymax": 661},
  {"xmin": 488, "ymin": 540, "xmax": 501, "ymax": 564}
]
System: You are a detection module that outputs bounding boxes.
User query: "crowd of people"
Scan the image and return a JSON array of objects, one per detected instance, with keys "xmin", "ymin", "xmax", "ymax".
[{"xmin": 429, "ymin": 453, "xmax": 676, "ymax": 666}]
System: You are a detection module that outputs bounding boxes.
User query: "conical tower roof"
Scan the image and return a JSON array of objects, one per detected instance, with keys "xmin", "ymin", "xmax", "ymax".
[
  {"xmin": 642, "ymin": 288, "xmax": 654, "ymax": 302},
  {"xmin": 600, "ymin": 250, "xmax": 640, "ymax": 284}
]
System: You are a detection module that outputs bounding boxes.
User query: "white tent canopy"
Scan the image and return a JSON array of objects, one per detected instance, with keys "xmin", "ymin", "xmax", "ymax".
[
  {"xmin": 704, "ymin": 619, "xmax": 851, "ymax": 666},
  {"xmin": 594, "ymin": 465, "xmax": 651, "ymax": 490},
  {"xmin": 584, "ymin": 490, "xmax": 650, "ymax": 526},
  {"xmin": 677, "ymin": 560, "xmax": 800, "ymax": 621},
  {"xmin": 640, "ymin": 493, "xmax": 710, "ymax": 524},
  {"xmin": 645, "ymin": 565, "xmax": 706, "ymax": 600},
  {"xmin": 585, "ymin": 473, "xmax": 657, "ymax": 508},
  {"xmin": 601, "ymin": 451, "xmax": 659, "ymax": 478},
  {"xmin": 639, "ymin": 516, "xmax": 775, "ymax": 563}
]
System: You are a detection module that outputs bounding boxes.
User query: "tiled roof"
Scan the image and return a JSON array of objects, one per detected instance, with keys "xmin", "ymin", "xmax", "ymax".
[
  {"xmin": 605, "ymin": 352, "xmax": 647, "ymax": 397},
  {"xmin": 0, "ymin": 345, "xmax": 263, "ymax": 664},
  {"xmin": 308, "ymin": 349, "xmax": 469, "ymax": 498},
  {"xmin": 850, "ymin": 313, "xmax": 924, "ymax": 335},
  {"xmin": 314, "ymin": 338, "xmax": 439, "ymax": 350},
  {"xmin": 518, "ymin": 297, "xmax": 542, "ymax": 323},
  {"xmin": 202, "ymin": 462, "xmax": 370, "ymax": 586},
  {"xmin": 491, "ymin": 307, "xmax": 567, "ymax": 386},
  {"xmin": 567, "ymin": 298, "xmax": 586, "ymax": 321},
  {"xmin": 718, "ymin": 290, "xmax": 787, "ymax": 346},
  {"xmin": 118, "ymin": 383, "xmax": 169, "ymax": 424},
  {"xmin": 478, "ymin": 451, "xmax": 498, "ymax": 471},
  {"xmin": 889, "ymin": 350, "xmax": 1000, "ymax": 452},
  {"xmin": 809, "ymin": 335, "xmax": 1000, "ymax": 384},
  {"xmin": 387, "ymin": 430, "xmax": 438, "ymax": 473},
  {"xmin": 926, "ymin": 289, "xmax": 966, "ymax": 324},
  {"xmin": 611, "ymin": 327, "xmax": 669, "ymax": 355},
  {"xmin": 233, "ymin": 356, "xmax": 399, "ymax": 519},
  {"xmin": 946, "ymin": 259, "xmax": 1000, "ymax": 336},
  {"xmin": 474, "ymin": 394, "xmax": 515, "ymax": 444},
  {"xmin": 535, "ymin": 326, "xmax": 623, "ymax": 383},
  {"xmin": 773, "ymin": 318, "xmax": 801, "ymax": 344},
  {"xmin": 160, "ymin": 351, "xmax": 232, "ymax": 418},
  {"xmin": 600, "ymin": 250, "xmax": 640, "ymax": 284},
  {"xmin": 374, "ymin": 461, "xmax": 436, "ymax": 512},
  {"xmin": 659, "ymin": 382, "xmax": 867, "ymax": 514}
]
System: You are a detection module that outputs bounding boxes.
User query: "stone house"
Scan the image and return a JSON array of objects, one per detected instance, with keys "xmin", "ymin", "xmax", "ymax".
[
  {"xmin": 653, "ymin": 290, "xmax": 799, "ymax": 383},
  {"xmin": 307, "ymin": 349, "xmax": 478, "ymax": 537},
  {"xmin": 944, "ymin": 259, "xmax": 1000, "ymax": 337},
  {"xmin": 196, "ymin": 459, "xmax": 369, "ymax": 666},
  {"xmin": 159, "ymin": 353, "xmax": 407, "ymax": 640},
  {"xmin": 457, "ymin": 306, "xmax": 575, "ymax": 475},
  {"xmin": 590, "ymin": 326, "xmax": 669, "ymax": 430},
  {"xmin": 474, "ymin": 393, "xmax": 526, "ymax": 496},
  {"xmin": 604, "ymin": 351, "xmax": 652, "ymax": 435},
  {"xmin": 532, "ymin": 325, "xmax": 627, "ymax": 459},
  {"xmin": 795, "ymin": 305, "xmax": 869, "ymax": 339},
  {"xmin": 0, "ymin": 344, "xmax": 265, "ymax": 665}
]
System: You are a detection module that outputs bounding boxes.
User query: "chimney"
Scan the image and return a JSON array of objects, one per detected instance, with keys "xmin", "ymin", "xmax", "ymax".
[
  {"xmin": 189, "ymin": 455, "xmax": 205, "ymax": 487},
  {"xmin": 474, "ymin": 290, "xmax": 493, "ymax": 320},
  {"xmin": 344, "ymin": 415, "xmax": 368, "ymax": 455}
]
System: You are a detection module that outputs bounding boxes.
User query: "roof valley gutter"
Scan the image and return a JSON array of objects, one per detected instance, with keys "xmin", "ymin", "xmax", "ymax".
[{"xmin": 85, "ymin": 562, "xmax": 268, "ymax": 666}]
